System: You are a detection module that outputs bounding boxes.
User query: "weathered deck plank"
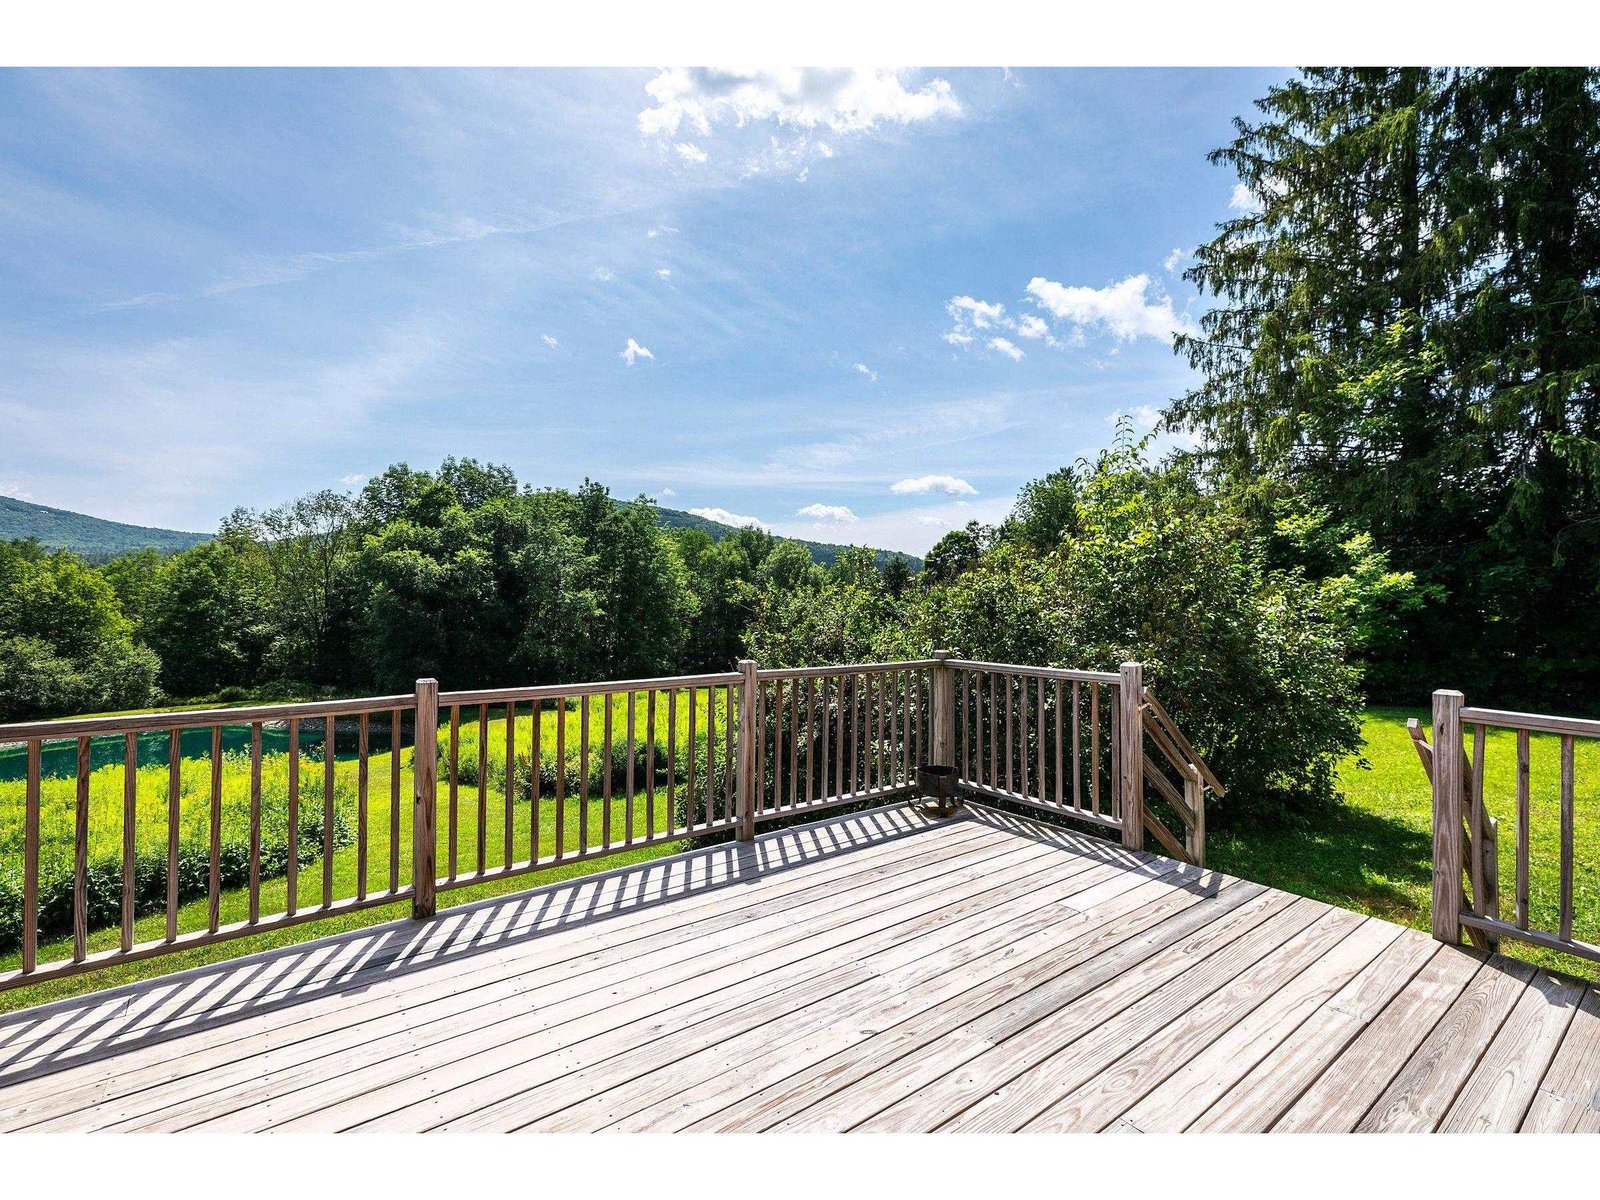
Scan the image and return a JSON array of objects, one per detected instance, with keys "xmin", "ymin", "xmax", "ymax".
[{"xmin": 0, "ymin": 801, "xmax": 1593, "ymax": 1134}]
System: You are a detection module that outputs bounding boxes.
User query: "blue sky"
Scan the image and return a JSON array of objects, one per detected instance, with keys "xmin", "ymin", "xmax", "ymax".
[{"xmin": 0, "ymin": 67, "xmax": 1286, "ymax": 554}]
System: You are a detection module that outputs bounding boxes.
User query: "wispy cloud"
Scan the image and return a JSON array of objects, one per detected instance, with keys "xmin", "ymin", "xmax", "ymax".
[
  {"xmin": 853, "ymin": 362, "xmax": 878, "ymax": 382},
  {"xmin": 656, "ymin": 268, "xmax": 672, "ymax": 279},
  {"xmin": 891, "ymin": 475, "xmax": 978, "ymax": 496},
  {"xmin": 541, "ymin": 333, "xmax": 560, "ymax": 349},
  {"xmin": 620, "ymin": 337, "xmax": 654, "ymax": 366},
  {"xmin": 639, "ymin": 68, "xmax": 961, "ymax": 138},
  {"xmin": 674, "ymin": 142, "xmax": 708, "ymax": 164},
  {"xmin": 796, "ymin": 502, "xmax": 858, "ymax": 523},
  {"xmin": 690, "ymin": 505, "xmax": 765, "ymax": 529},
  {"xmin": 591, "ymin": 266, "xmax": 616, "ymax": 283},
  {"xmin": 987, "ymin": 336, "xmax": 1024, "ymax": 361}
]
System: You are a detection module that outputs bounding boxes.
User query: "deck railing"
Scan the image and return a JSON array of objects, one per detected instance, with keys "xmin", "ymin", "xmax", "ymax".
[
  {"xmin": 1425, "ymin": 689, "xmax": 1598, "ymax": 966},
  {"xmin": 0, "ymin": 654, "xmax": 1220, "ymax": 994}
]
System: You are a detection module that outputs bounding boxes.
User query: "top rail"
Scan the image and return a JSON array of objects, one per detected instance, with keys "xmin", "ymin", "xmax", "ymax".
[
  {"xmin": 0, "ymin": 694, "xmax": 416, "ymax": 743},
  {"xmin": 1459, "ymin": 706, "xmax": 1600, "ymax": 740},
  {"xmin": 440, "ymin": 671, "xmax": 740, "ymax": 706},
  {"xmin": 946, "ymin": 659, "xmax": 1122, "ymax": 685},
  {"xmin": 753, "ymin": 659, "xmax": 942, "ymax": 681}
]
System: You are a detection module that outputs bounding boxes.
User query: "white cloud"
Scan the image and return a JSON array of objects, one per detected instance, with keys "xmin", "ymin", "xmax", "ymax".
[
  {"xmin": 853, "ymin": 362, "xmax": 878, "ymax": 383},
  {"xmin": 656, "ymin": 268, "xmax": 672, "ymax": 279},
  {"xmin": 1015, "ymin": 314, "xmax": 1050, "ymax": 340},
  {"xmin": 639, "ymin": 68, "xmax": 961, "ymax": 139},
  {"xmin": 942, "ymin": 328, "xmax": 974, "ymax": 348},
  {"xmin": 796, "ymin": 502, "xmax": 858, "ymax": 523},
  {"xmin": 1230, "ymin": 182, "xmax": 1258, "ymax": 211},
  {"xmin": 1108, "ymin": 403, "xmax": 1201, "ymax": 455},
  {"xmin": 541, "ymin": 333, "xmax": 560, "ymax": 349},
  {"xmin": 659, "ymin": 486, "xmax": 677, "ymax": 497},
  {"xmin": 646, "ymin": 225, "xmax": 679, "ymax": 239},
  {"xmin": 1025, "ymin": 274, "xmax": 1195, "ymax": 344},
  {"xmin": 591, "ymin": 266, "xmax": 615, "ymax": 283},
  {"xmin": 620, "ymin": 337, "xmax": 654, "ymax": 366},
  {"xmin": 0, "ymin": 480, "xmax": 33, "ymax": 500},
  {"xmin": 947, "ymin": 295, "xmax": 1006, "ymax": 329},
  {"xmin": 1163, "ymin": 247, "xmax": 1188, "ymax": 273},
  {"xmin": 891, "ymin": 474, "xmax": 978, "ymax": 497},
  {"xmin": 674, "ymin": 142, "xmax": 708, "ymax": 164},
  {"xmin": 690, "ymin": 505, "xmax": 766, "ymax": 529},
  {"xmin": 339, "ymin": 473, "xmax": 367, "ymax": 489},
  {"xmin": 987, "ymin": 336, "xmax": 1024, "ymax": 361}
]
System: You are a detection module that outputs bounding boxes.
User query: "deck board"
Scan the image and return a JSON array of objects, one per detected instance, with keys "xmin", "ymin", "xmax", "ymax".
[{"xmin": 0, "ymin": 801, "xmax": 1593, "ymax": 1134}]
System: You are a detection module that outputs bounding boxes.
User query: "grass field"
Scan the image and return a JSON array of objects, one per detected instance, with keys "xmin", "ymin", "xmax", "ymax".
[
  {"xmin": 1209, "ymin": 706, "xmax": 1599, "ymax": 980},
  {"xmin": 2, "ymin": 703, "xmax": 1595, "ymax": 1014}
]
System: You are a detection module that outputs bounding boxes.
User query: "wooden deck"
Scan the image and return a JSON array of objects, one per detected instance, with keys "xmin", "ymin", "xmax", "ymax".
[{"xmin": 0, "ymin": 803, "xmax": 1595, "ymax": 1133}]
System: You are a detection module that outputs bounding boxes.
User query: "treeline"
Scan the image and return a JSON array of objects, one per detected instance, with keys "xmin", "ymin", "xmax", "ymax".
[{"xmin": 0, "ymin": 461, "xmax": 899, "ymax": 718}]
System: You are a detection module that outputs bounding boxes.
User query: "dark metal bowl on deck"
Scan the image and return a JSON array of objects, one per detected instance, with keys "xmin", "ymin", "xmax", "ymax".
[{"xmin": 916, "ymin": 763, "xmax": 960, "ymax": 816}]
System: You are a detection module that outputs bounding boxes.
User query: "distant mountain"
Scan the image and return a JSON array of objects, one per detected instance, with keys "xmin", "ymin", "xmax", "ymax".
[
  {"xmin": 655, "ymin": 506, "xmax": 921, "ymax": 572},
  {"xmin": 0, "ymin": 493, "xmax": 921, "ymax": 572},
  {"xmin": 0, "ymin": 496, "xmax": 210, "ymax": 560}
]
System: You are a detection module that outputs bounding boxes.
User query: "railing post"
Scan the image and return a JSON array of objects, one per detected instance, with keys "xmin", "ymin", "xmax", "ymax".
[
  {"xmin": 412, "ymin": 677, "xmax": 438, "ymax": 919},
  {"xmin": 1118, "ymin": 661, "xmax": 1144, "ymax": 851},
  {"xmin": 736, "ymin": 658, "xmax": 759, "ymax": 841},
  {"xmin": 1431, "ymin": 688, "xmax": 1465, "ymax": 945},
  {"xmin": 931, "ymin": 651, "xmax": 955, "ymax": 769}
]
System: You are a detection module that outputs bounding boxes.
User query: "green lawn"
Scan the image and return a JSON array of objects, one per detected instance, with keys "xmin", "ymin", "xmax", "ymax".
[
  {"xmin": 2, "ymin": 702, "xmax": 1595, "ymax": 1014},
  {"xmin": 1209, "ymin": 706, "xmax": 1599, "ymax": 980}
]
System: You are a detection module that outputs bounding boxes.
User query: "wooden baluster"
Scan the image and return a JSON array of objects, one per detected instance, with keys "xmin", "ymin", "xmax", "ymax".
[
  {"xmin": 169, "ymin": 728, "xmax": 184, "ymax": 935},
  {"xmin": 845, "ymin": 673, "xmax": 857, "ymax": 796},
  {"xmin": 1469, "ymin": 723, "xmax": 1487, "ymax": 925},
  {"xmin": 1005, "ymin": 673, "xmax": 1015, "ymax": 795},
  {"xmin": 1073, "ymin": 682, "xmax": 1083, "ymax": 812},
  {"xmin": 624, "ymin": 691, "xmax": 636, "ymax": 851},
  {"xmin": 834, "ymin": 673, "xmax": 845, "ymax": 800},
  {"xmin": 529, "ymin": 702, "xmax": 541, "ymax": 862},
  {"xmin": 874, "ymin": 672, "xmax": 885, "ymax": 791},
  {"xmin": 805, "ymin": 676, "xmax": 817, "ymax": 803},
  {"xmin": 665, "ymin": 689, "xmax": 676, "ymax": 834},
  {"xmin": 448, "ymin": 705, "xmax": 460, "ymax": 880},
  {"xmin": 581, "ymin": 696, "xmax": 592, "ymax": 850},
  {"xmin": 356, "ymin": 714, "xmax": 369, "ymax": 901},
  {"xmin": 505, "ymin": 701, "xmax": 517, "ymax": 868},
  {"xmin": 318, "ymin": 715, "xmax": 334, "ymax": 907},
  {"xmin": 1036, "ymin": 677, "xmax": 1046, "ymax": 804},
  {"xmin": 22, "ymin": 739, "xmax": 40, "ymax": 973},
  {"xmin": 1017, "ymin": 675, "xmax": 1028, "ymax": 797},
  {"xmin": 724, "ymin": 684, "xmax": 736, "ymax": 823},
  {"xmin": 73, "ymin": 736, "xmax": 90, "ymax": 962},
  {"xmin": 1516, "ymin": 729, "xmax": 1530, "ymax": 930},
  {"xmin": 706, "ymin": 685, "xmax": 717, "ymax": 825},
  {"xmin": 1560, "ymin": 734, "xmax": 1575, "ymax": 943},
  {"xmin": 604, "ymin": 694, "xmax": 615, "ymax": 845},
  {"xmin": 736, "ymin": 662, "xmax": 758, "ymax": 839},
  {"xmin": 1089, "ymin": 683, "xmax": 1100, "ymax": 816},
  {"xmin": 959, "ymin": 671, "xmax": 969, "ymax": 782},
  {"xmin": 979, "ymin": 678, "xmax": 992, "ymax": 790},
  {"xmin": 789, "ymin": 678, "xmax": 800, "ymax": 808},
  {"xmin": 210, "ymin": 725, "xmax": 224, "ymax": 931},
  {"xmin": 646, "ymin": 691, "xmax": 656, "ymax": 838},
  {"xmin": 1053, "ymin": 679, "xmax": 1064, "ymax": 809},
  {"xmin": 123, "ymin": 731, "xmax": 138, "ymax": 951},
  {"xmin": 556, "ymin": 697, "xmax": 568, "ymax": 858},
  {"xmin": 477, "ymin": 704, "xmax": 490, "ymax": 872},
  {"xmin": 389, "ymin": 709, "xmax": 401, "ymax": 893}
]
